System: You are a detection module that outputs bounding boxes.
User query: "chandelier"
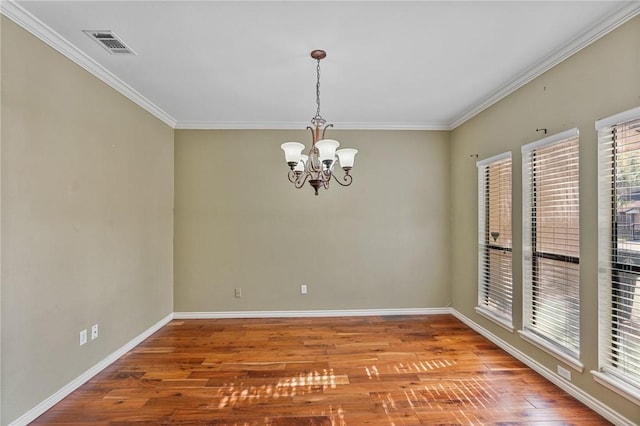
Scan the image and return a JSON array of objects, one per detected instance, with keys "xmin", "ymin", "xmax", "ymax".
[{"xmin": 280, "ymin": 50, "xmax": 358, "ymax": 195}]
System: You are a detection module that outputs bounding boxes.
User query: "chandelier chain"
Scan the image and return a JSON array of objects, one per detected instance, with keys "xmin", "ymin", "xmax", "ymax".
[
  {"xmin": 313, "ymin": 58, "xmax": 325, "ymax": 125},
  {"xmin": 316, "ymin": 59, "xmax": 321, "ymax": 118}
]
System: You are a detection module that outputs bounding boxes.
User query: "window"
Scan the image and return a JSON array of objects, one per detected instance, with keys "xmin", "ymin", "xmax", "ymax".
[
  {"xmin": 595, "ymin": 106, "xmax": 640, "ymax": 405},
  {"xmin": 521, "ymin": 129, "xmax": 581, "ymax": 370},
  {"xmin": 477, "ymin": 153, "xmax": 513, "ymax": 330}
]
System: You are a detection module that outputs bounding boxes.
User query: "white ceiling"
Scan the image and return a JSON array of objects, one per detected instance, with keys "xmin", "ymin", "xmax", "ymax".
[{"xmin": 4, "ymin": 1, "xmax": 640, "ymax": 130}]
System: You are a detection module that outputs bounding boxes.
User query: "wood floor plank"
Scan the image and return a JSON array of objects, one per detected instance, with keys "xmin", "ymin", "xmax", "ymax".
[{"xmin": 31, "ymin": 315, "xmax": 611, "ymax": 425}]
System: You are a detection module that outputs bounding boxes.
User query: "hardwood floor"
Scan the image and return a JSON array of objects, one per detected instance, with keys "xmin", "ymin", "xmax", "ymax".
[{"xmin": 33, "ymin": 315, "xmax": 611, "ymax": 425}]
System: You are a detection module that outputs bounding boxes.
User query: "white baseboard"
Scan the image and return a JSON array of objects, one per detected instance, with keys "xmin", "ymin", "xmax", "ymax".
[
  {"xmin": 450, "ymin": 309, "xmax": 635, "ymax": 426},
  {"xmin": 9, "ymin": 312, "xmax": 174, "ymax": 426},
  {"xmin": 173, "ymin": 307, "xmax": 448, "ymax": 319}
]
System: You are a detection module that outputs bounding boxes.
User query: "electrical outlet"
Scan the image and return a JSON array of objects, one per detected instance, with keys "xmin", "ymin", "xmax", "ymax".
[
  {"xmin": 235, "ymin": 288, "xmax": 242, "ymax": 298},
  {"xmin": 79, "ymin": 329, "xmax": 87, "ymax": 346},
  {"xmin": 91, "ymin": 324, "xmax": 99, "ymax": 340},
  {"xmin": 557, "ymin": 365, "xmax": 571, "ymax": 381},
  {"xmin": 301, "ymin": 285, "xmax": 308, "ymax": 294}
]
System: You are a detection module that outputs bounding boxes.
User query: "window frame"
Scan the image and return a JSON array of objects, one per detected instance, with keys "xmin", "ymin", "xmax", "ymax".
[
  {"xmin": 476, "ymin": 152, "xmax": 514, "ymax": 331},
  {"xmin": 520, "ymin": 128, "xmax": 583, "ymax": 372},
  {"xmin": 594, "ymin": 106, "xmax": 640, "ymax": 406}
]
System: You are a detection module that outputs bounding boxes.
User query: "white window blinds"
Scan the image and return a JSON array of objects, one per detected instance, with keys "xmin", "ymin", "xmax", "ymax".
[
  {"xmin": 522, "ymin": 129, "xmax": 580, "ymax": 364},
  {"xmin": 477, "ymin": 153, "xmax": 513, "ymax": 329},
  {"xmin": 596, "ymin": 107, "xmax": 640, "ymax": 402}
]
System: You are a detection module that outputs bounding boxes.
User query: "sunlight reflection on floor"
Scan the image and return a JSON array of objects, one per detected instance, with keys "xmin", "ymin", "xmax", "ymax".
[
  {"xmin": 197, "ymin": 358, "xmax": 509, "ymax": 425},
  {"xmin": 366, "ymin": 358, "xmax": 456, "ymax": 379},
  {"xmin": 216, "ymin": 369, "xmax": 341, "ymax": 409}
]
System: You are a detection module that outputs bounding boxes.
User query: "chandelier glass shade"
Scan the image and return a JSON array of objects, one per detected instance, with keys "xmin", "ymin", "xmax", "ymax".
[{"xmin": 280, "ymin": 50, "xmax": 357, "ymax": 195}]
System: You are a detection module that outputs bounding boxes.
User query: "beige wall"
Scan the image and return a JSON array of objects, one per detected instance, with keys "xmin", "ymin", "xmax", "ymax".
[
  {"xmin": 174, "ymin": 129, "xmax": 450, "ymax": 312},
  {"xmin": 450, "ymin": 15, "xmax": 640, "ymax": 422},
  {"xmin": 0, "ymin": 17, "xmax": 174, "ymax": 424}
]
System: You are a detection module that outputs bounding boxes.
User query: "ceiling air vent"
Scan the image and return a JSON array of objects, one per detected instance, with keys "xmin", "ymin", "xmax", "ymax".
[{"xmin": 83, "ymin": 30, "xmax": 135, "ymax": 55}]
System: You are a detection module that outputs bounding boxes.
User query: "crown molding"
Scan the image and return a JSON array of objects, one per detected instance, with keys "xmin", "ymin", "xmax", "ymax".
[
  {"xmin": 336, "ymin": 122, "xmax": 451, "ymax": 131},
  {"xmin": 449, "ymin": 1, "xmax": 640, "ymax": 130},
  {"xmin": 176, "ymin": 121, "xmax": 321, "ymax": 130},
  {"xmin": 0, "ymin": 0, "xmax": 177, "ymax": 129},
  {"xmin": 175, "ymin": 121, "xmax": 451, "ymax": 131}
]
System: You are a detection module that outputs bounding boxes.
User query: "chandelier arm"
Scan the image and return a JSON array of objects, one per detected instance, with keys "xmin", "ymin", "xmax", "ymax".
[
  {"xmin": 321, "ymin": 123, "xmax": 334, "ymax": 139},
  {"xmin": 308, "ymin": 147, "xmax": 321, "ymax": 172},
  {"xmin": 331, "ymin": 172, "xmax": 353, "ymax": 187},
  {"xmin": 287, "ymin": 170, "xmax": 298, "ymax": 184},
  {"xmin": 294, "ymin": 172, "xmax": 309, "ymax": 189},
  {"xmin": 306, "ymin": 126, "xmax": 316, "ymax": 143},
  {"xmin": 322, "ymin": 168, "xmax": 333, "ymax": 180}
]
